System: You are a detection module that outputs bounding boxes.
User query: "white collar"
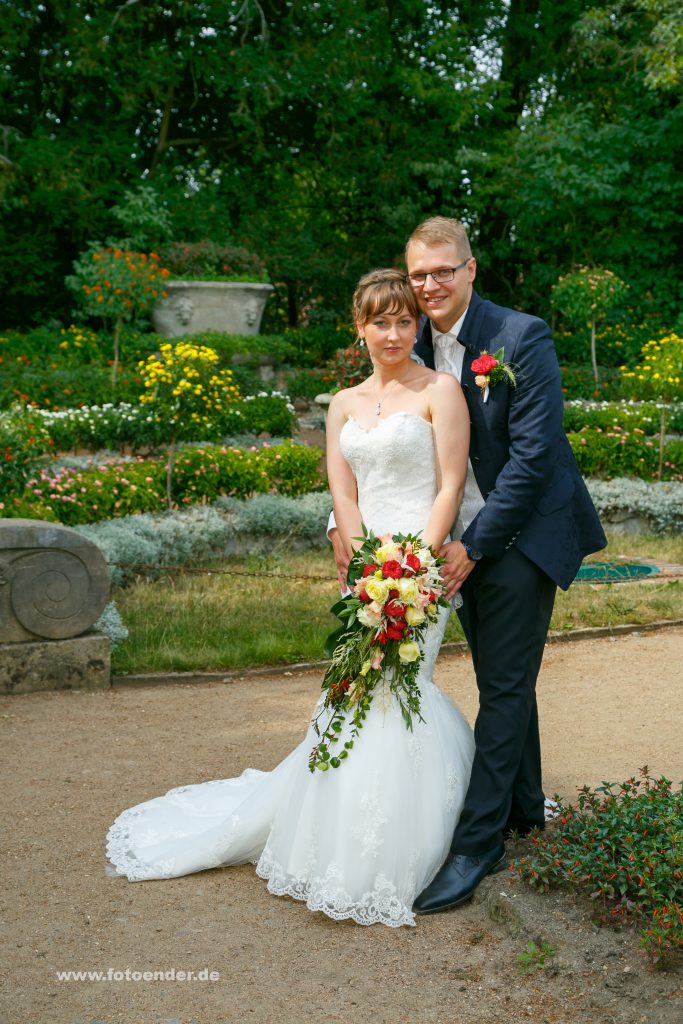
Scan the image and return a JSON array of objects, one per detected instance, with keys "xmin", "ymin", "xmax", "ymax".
[{"xmin": 431, "ymin": 307, "xmax": 468, "ymax": 346}]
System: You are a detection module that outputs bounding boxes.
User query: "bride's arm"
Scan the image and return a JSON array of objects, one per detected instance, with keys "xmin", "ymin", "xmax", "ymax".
[
  {"xmin": 326, "ymin": 392, "xmax": 363, "ymax": 557},
  {"xmin": 422, "ymin": 374, "xmax": 470, "ymax": 551}
]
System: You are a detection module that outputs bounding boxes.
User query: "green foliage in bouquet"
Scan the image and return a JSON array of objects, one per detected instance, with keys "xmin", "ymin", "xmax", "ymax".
[
  {"xmin": 309, "ymin": 528, "xmax": 447, "ymax": 772},
  {"xmin": 512, "ymin": 769, "xmax": 683, "ymax": 968}
]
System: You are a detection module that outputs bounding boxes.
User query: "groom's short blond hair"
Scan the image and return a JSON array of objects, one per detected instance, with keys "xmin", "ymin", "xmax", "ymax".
[{"xmin": 406, "ymin": 217, "xmax": 472, "ymax": 260}]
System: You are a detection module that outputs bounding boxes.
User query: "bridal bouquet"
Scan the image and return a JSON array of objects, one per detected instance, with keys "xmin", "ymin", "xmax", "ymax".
[{"xmin": 309, "ymin": 528, "xmax": 448, "ymax": 772}]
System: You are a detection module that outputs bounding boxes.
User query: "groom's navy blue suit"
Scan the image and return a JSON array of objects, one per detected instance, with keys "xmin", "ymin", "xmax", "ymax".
[{"xmin": 415, "ymin": 290, "xmax": 606, "ymax": 854}]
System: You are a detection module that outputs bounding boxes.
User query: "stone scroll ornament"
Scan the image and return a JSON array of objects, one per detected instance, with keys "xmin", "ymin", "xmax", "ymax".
[{"xmin": 0, "ymin": 520, "xmax": 110, "ymax": 643}]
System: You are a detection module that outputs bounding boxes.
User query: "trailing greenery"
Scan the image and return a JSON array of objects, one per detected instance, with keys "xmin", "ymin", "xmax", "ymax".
[
  {"xmin": 586, "ymin": 478, "xmax": 683, "ymax": 535},
  {"xmin": 568, "ymin": 429, "xmax": 682, "ymax": 481},
  {"xmin": 512, "ymin": 770, "xmax": 683, "ymax": 967},
  {"xmin": 1, "ymin": 441, "xmax": 324, "ymax": 526}
]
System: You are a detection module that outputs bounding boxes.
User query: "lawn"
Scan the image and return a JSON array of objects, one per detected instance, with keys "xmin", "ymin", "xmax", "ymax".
[{"xmin": 112, "ymin": 532, "xmax": 683, "ymax": 674}]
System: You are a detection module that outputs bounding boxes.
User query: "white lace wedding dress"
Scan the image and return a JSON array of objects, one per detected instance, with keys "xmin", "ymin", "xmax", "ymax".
[{"xmin": 106, "ymin": 412, "xmax": 475, "ymax": 927}]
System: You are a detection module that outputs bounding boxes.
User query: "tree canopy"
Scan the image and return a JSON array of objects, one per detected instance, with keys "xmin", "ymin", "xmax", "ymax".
[{"xmin": 1, "ymin": 0, "xmax": 681, "ymax": 328}]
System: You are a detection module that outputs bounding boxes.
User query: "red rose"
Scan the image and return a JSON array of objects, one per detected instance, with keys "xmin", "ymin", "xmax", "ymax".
[
  {"xmin": 389, "ymin": 588, "xmax": 399, "ymax": 598},
  {"xmin": 405, "ymin": 554, "xmax": 421, "ymax": 573},
  {"xmin": 385, "ymin": 600, "xmax": 405, "ymax": 617},
  {"xmin": 382, "ymin": 560, "xmax": 403, "ymax": 579},
  {"xmin": 386, "ymin": 623, "xmax": 406, "ymax": 640},
  {"xmin": 377, "ymin": 630, "xmax": 390, "ymax": 646},
  {"xmin": 471, "ymin": 354, "xmax": 498, "ymax": 375},
  {"xmin": 359, "ymin": 590, "xmax": 372, "ymax": 603},
  {"xmin": 362, "ymin": 563, "xmax": 379, "ymax": 577}
]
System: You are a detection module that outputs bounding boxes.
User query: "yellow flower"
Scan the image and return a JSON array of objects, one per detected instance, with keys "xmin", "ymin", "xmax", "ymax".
[
  {"xmin": 398, "ymin": 640, "xmax": 420, "ymax": 664},
  {"xmin": 396, "ymin": 577, "xmax": 419, "ymax": 604},
  {"xmin": 365, "ymin": 577, "xmax": 390, "ymax": 604},
  {"xmin": 374, "ymin": 541, "xmax": 402, "ymax": 564},
  {"xmin": 405, "ymin": 606, "xmax": 426, "ymax": 626}
]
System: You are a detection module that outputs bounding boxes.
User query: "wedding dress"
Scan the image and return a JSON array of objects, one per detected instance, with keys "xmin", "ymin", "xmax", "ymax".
[{"xmin": 106, "ymin": 412, "xmax": 475, "ymax": 927}]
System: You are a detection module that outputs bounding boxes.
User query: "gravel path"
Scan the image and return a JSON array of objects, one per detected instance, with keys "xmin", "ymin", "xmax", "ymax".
[{"xmin": 1, "ymin": 628, "xmax": 682, "ymax": 1024}]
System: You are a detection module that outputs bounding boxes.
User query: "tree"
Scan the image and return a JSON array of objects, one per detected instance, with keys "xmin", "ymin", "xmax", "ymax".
[{"xmin": 552, "ymin": 267, "xmax": 629, "ymax": 390}]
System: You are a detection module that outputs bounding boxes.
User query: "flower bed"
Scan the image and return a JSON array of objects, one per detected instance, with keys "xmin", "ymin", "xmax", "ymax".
[
  {"xmin": 564, "ymin": 399, "xmax": 683, "ymax": 435},
  {"xmin": 23, "ymin": 393, "xmax": 296, "ymax": 452},
  {"xmin": 1, "ymin": 441, "xmax": 324, "ymax": 526},
  {"xmin": 567, "ymin": 428, "xmax": 682, "ymax": 481}
]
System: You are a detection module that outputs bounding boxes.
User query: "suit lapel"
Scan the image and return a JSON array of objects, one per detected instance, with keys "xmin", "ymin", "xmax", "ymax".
[{"xmin": 413, "ymin": 316, "xmax": 435, "ymax": 369}]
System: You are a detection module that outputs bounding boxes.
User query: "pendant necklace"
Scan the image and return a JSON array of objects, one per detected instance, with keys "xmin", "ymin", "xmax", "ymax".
[{"xmin": 373, "ymin": 376, "xmax": 399, "ymax": 417}]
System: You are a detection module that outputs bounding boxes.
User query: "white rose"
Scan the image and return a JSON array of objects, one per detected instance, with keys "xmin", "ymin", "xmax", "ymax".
[{"xmin": 357, "ymin": 605, "xmax": 381, "ymax": 628}]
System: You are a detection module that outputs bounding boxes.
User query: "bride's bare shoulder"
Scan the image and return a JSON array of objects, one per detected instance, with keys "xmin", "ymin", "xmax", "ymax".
[
  {"xmin": 328, "ymin": 382, "xmax": 370, "ymax": 423},
  {"xmin": 428, "ymin": 370, "xmax": 463, "ymax": 397}
]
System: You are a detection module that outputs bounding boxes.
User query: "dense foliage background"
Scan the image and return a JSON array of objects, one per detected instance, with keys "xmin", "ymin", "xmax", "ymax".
[{"xmin": 2, "ymin": 0, "xmax": 681, "ymax": 329}]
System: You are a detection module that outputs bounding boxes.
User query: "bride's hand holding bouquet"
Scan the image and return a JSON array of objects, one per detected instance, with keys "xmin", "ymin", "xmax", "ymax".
[{"xmin": 309, "ymin": 528, "xmax": 448, "ymax": 772}]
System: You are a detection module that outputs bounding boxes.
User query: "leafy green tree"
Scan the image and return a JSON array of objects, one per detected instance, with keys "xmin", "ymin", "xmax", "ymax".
[{"xmin": 552, "ymin": 267, "xmax": 629, "ymax": 390}]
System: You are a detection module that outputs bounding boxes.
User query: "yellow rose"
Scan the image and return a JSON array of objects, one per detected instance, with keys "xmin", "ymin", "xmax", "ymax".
[
  {"xmin": 405, "ymin": 606, "xmax": 426, "ymax": 626},
  {"xmin": 398, "ymin": 640, "xmax": 420, "ymax": 664},
  {"xmin": 365, "ymin": 577, "xmax": 390, "ymax": 604},
  {"xmin": 374, "ymin": 541, "xmax": 401, "ymax": 564},
  {"xmin": 396, "ymin": 577, "xmax": 419, "ymax": 604}
]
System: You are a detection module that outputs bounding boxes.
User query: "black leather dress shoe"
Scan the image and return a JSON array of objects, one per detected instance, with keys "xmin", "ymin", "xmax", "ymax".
[{"xmin": 412, "ymin": 844, "xmax": 507, "ymax": 915}]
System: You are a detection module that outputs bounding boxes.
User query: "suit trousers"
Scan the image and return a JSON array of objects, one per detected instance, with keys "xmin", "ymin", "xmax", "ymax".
[{"xmin": 451, "ymin": 546, "xmax": 557, "ymax": 855}]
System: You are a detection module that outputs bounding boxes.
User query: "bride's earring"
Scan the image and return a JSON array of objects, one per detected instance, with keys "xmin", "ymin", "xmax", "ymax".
[{"xmin": 357, "ymin": 336, "xmax": 365, "ymax": 347}]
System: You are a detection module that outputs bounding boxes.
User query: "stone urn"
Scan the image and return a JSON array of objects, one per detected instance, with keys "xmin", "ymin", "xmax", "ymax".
[{"xmin": 152, "ymin": 280, "xmax": 274, "ymax": 338}]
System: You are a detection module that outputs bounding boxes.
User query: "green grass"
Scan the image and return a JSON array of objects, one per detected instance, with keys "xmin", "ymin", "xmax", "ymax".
[{"xmin": 112, "ymin": 532, "xmax": 683, "ymax": 675}]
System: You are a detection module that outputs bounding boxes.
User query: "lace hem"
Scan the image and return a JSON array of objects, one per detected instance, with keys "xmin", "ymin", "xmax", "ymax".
[{"xmin": 255, "ymin": 849, "xmax": 416, "ymax": 928}]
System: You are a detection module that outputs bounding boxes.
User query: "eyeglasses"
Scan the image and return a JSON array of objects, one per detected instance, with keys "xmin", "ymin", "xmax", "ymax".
[{"xmin": 408, "ymin": 258, "xmax": 471, "ymax": 287}]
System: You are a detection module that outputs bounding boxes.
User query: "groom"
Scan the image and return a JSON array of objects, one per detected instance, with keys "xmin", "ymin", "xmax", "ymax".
[
  {"xmin": 330, "ymin": 216, "xmax": 606, "ymax": 913},
  {"xmin": 405, "ymin": 216, "xmax": 606, "ymax": 913}
]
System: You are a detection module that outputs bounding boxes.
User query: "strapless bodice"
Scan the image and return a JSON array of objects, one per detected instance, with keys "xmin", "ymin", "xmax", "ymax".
[{"xmin": 339, "ymin": 413, "xmax": 437, "ymax": 538}]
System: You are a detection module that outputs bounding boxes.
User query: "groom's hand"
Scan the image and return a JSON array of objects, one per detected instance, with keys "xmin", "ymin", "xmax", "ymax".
[
  {"xmin": 330, "ymin": 528, "xmax": 350, "ymax": 592},
  {"xmin": 439, "ymin": 541, "xmax": 478, "ymax": 598}
]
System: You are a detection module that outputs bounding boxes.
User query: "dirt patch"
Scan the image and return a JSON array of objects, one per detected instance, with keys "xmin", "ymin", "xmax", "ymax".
[{"xmin": 1, "ymin": 629, "xmax": 681, "ymax": 1024}]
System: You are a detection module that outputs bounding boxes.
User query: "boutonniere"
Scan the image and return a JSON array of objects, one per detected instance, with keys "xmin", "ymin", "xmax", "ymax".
[{"xmin": 470, "ymin": 347, "xmax": 517, "ymax": 401}]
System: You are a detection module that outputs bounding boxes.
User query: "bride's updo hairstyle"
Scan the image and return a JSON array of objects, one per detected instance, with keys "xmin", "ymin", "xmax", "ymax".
[{"xmin": 352, "ymin": 268, "xmax": 420, "ymax": 328}]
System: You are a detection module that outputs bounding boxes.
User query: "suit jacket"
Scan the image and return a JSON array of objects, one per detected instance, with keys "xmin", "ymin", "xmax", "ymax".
[{"xmin": 414, "ymin": 290, "xmax": 606, "ymax": 590}]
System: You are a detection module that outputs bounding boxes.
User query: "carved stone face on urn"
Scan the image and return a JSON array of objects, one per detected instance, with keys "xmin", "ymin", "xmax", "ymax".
[{"xmin": 152, "ymin": 281, "xmax": 274, "ymax": 338}]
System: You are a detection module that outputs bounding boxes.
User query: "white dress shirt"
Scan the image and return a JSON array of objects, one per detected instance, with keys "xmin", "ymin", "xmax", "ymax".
[{"xmin": 430, "ymin": 313, "xmax": 485, "ymax": 537}]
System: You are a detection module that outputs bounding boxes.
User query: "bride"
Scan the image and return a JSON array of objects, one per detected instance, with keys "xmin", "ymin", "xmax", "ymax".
[{"xmin": 106, "ymin": 268, "xmax": 475, "ymax": 927}]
